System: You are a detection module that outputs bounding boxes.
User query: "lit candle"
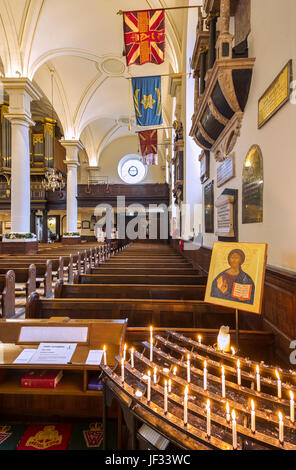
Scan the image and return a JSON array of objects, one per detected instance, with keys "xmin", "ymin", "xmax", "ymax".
[
  {"xmin": 237, "ymin": 360, "xmax": 241, "ymax": 386},
  {"xmin": 256, "ymin": 365, "xmax": 261, "ymax": 392},
  {"xmin": 103, "ymin": 345, "xmax": 107, "ymax": 366},
  {"xmin": 187, "ymin": 354, "xmax": 191, "ymax": 383},
  {"xmin": 121, "ymin": 358, "xmax": 125, "ymax": 383},
  {"xmin": 251, "ymin": 400, "xmax": 256, "ymax": 433},
  {"xmin": 226, "ymin": 402, "xmax": 230, "ymax": 423},
  {"xmin": 184, "ymin": 386, "xmax": 188, "ymax": 426},
  {"xmin": 130, "ymin": 347, "xmax": 134, "ymax": 368},
  {"xmin": 123, "ymin": 343, "xmax": 127, "ymax": 361},
  {"xmin": 221, "ymin": 366, "xmax": 226, "ymax": 398},
  {"xmin": 231, "ymin": 346, "xmax": 236, "ymax": 355},
  {"xmin": 232, "ymin": 410, "xmax": 237, "ymax": 450},
  {"xmin": 150, "ymin": 326, "xmax": 153, "ymax": 362},
  {"xmin": 290, "ymin": 391, "xmax": 295, "ymax": 423},
  {"xmin": 198, "ymin": 335, "xmax": 202, "ymax": 344},
  {"xmin": 164, "ymin": 380, "xmax": 168, "ymax": 414},
  {"xmin": 275, "ymin": 370, "xmax": 282, "ymax": 399},
  {"xmin": 168, "ymin": 379, "xmax": 172, "ymax": 394},
  {"xmin": 279, "ymin": 412, "xmax": 284, "ymax": 444},
  {"xmin": 203, "ymin": 361, "xmax": 207, "ymax": 390},
  {"xmin": 206, "ymin": 399, "xmax": 211, "ymax": 437},
  {"xmin": 173, "ymin": 366, "xmax": 177, "ymax": 376},
  {"xmin": 153, "ymin": 367, "xmax": 157, "ymax": 384},
  {"xmin": 147, "ymin": 371, "xmax": 151, "ymax": 403}
]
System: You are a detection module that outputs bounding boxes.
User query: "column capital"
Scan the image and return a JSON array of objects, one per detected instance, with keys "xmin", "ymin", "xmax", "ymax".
[
  {"xmin": 63, "ymin": 159, "xmax": 80, "ymax": 168},
  {"xmin": 2, "ymin": 78, "xmax": 41, "ymax": 120},
  {"xmin": 60, "ymin": 140, "xmax": 84, "ymax": 164}
]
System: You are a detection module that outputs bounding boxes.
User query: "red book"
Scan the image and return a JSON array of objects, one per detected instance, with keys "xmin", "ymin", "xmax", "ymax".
[
  {"xmin": 21, "ymin": 370, "xmax": 63, "ymax": 389},
  {"xmin": 17, "ymin": 424, "xmax": 72, "ymax": 450}
]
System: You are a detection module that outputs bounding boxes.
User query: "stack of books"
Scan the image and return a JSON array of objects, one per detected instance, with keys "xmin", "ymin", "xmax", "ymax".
[{"xmin": 21, "ymin": 370, "xmax": 63, "ymax": 388}]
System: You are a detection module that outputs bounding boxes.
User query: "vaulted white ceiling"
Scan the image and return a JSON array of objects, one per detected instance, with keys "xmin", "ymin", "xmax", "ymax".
[{"xmin": 0, "ymin": 0, "xmax": 195, "ymax": 166}]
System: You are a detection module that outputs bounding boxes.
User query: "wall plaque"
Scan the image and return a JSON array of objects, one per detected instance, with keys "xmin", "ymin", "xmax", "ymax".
[
  {"xmin": 204, "ymin": 180, "xmax": 214, "ymax": 233},
  {"xmin": 217, "ymin": 153, "xmax": 235, "ymax": 187},
  {"xmin": 242, "ymin": 145, "xmax": 263, "ymax": 224},
  {"xmin": 258, "ymin": 60, "xmax": 292, "ymax": 128},
  {"xmin": 199, "ymin": 150, "xmax": 209, "ymax": 183},
  {"xmin": 215, "ymin": 193, "xmax": 234, "ymax": 238}
]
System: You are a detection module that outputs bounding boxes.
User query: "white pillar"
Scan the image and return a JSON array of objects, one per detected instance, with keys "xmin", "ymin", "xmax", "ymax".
[
  {"xmin": 60, "ymin": 140, "xmax": 83, "ymax": 233},
  {"xmin": 2, "ymin": 79, "xmax": 41, "ymax": 233}
]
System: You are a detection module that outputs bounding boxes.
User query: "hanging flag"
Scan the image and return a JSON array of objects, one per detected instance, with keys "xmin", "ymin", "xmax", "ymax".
[
  {"xmin": 139, "ymin": 129, "xmax": 158, "ymax": 165},
  {"xmin": 132, "ymin": 75, "xmax": 163, "ymax": 126},
  {"xmin": 123, "ymin": 9, "xmax": 165, "ymax": 66}
]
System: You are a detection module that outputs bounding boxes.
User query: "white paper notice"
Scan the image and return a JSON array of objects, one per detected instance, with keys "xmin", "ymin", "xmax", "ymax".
[
  {"xmin": 85, "ymin": 350, "xmax": 103, "ymax": 366},
  {"xmin": 14, "ymin": 349, "xmax": 36, "ymax": 364},
  {"xmin": 29, "ymin": 343, "xmax": 77, "ymax": 365}
]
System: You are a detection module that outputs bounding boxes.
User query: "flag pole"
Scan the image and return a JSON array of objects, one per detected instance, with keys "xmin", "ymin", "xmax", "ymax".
[
  {"xmin": 127, "ymin": 72, "xmax": 192, "ymax": 80},
  {"xmin": 117, "ymin": 6, "xmax": 201, "ymax": 15}
]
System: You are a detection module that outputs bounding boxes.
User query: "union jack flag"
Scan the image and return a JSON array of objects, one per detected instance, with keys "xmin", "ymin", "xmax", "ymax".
[
  {"xmin": 139, "ymin": 129, "xmax": 158, "ymax": 165},
  {"xmin": 123, "ymin": 10, "xmax": 165, "ymax": 66}
]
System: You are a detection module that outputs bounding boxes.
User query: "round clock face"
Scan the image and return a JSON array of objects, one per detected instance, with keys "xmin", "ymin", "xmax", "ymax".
[{"xmin": 120, "ymin": 158, "xmax": 147, "ymax": 184}]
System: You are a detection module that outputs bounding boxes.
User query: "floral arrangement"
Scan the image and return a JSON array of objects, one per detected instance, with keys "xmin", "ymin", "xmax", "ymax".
[
  {"xmin": 3, "ymin": 232, "xmax": 36, "ymax": 240},
  {"xmin": 63, "ymin": 232, "xmax": 80, "ymax": 237}
]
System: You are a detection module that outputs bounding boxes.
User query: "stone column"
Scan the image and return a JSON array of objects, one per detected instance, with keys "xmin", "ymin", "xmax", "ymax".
[
  {"xmin": 42, "ymin": 209, "xmax": 48, "ymax": 243},
  {"xmin": 2, "ymin": 79, "xmax": 41, "ymax": 233},
  {"xmin": 60, "ymin": 140, "xmax": 83, "ymax": 233}
]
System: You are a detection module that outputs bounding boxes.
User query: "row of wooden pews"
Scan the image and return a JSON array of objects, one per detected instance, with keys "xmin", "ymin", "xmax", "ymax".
[{"xmin": 0, "ymin": 240, "xmax": 123, "ymax": 318}]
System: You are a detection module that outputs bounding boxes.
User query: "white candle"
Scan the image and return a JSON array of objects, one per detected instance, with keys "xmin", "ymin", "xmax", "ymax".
[
  {"xmin": 251, "ymin": 400, "xmax": 255, "ymax": 433},
  {"xmin": 187, "ymin": 354, "xmax": 191, "ymax": 383},
  {"xmin": 130, "ymin": 347, "xmax": 134, "ymax": 368},
  {"xmin": 121, "ymin": 358, "xmax": 125, "ymax": 383},
  {"xmin": 279, "ymin": 412, "xmax": 284, "ymax": 443},
  {"xmin": 221, "ymin": 366, "xmax": 226, "ymax": 398},
  {"xmin": 290, "ymin": 391, "xmax": 295, "ymax": 423},
  {"xmin": 103, "ymin": 345, "xmax": 107, "ymax": 366},
  {"xmin": 232, "ymin": 409, "xmax": 237, "ymax": 450},
  {"xmin": 150, "ymin": 326, "xmax": 153, "ymax": 362},
  {"xmin": 153, "ymin": 367, "xmax": 157, "ymax": 384},
  {"xmin": 168, "ymin": 379, "xmax": 172, "ymax": 393},
  {"xmin": 164, "ymin": 380, "xmax": 168, "ymax": 414},
  {"xmin": 147, "ymin": 371, "xmax": 151, "ymax": 403},
  {"xmin": 206, "ymin": 399, "xmax": 211, "ymax": 437},
  {"xmin": 123, "ymin": 343, "xmax": 127, "ymax": 361},
  {"xmin": 256, "ymin": 365, "xmax": 260, "ymax": 392},
  {"xmin": 184, "ymin": 386, "xmax": 188, "ymax": 426},
  {"xmin": 203, "ymin": 361, "xmax": 207, "ymax": 390},
  {"xmin": 237, "ymin": 360, "xmax": 241, "ymax": 386},
  {"xmin": 226, "ymin": 402, "xmax": 230, "ymax": 423},
  {"xmin": 275, "ymin": 370, "xmax": 282, "ymax": 399},
  {"xmin": 198, "ymin": 335, "xmax": 202, "ymax": 344}
]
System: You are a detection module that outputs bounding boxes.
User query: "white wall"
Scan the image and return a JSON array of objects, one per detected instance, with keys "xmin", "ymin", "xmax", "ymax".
[{"xmin": 202, "ymin": 0, "xmax": 296, "ymax": 271}]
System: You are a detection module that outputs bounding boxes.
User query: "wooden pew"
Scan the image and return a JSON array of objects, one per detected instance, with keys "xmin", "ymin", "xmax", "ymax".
[
  {"xmin": 0, "ymin": 264, "xmax": 36, "ymax": 298},
  {"xmin": 0, "ymin": 256, "xmax": 68, "ymax": 282},
  {"xmin": 0, "ymin": 261, "xmax": 52, "ymax": 297},
  {"xmin": 87, "ymin": 266, "xmax": 199, "ymax": 275},
  {"xmin": 74, "ymin": 273, "xmax": 207, "ymax": 285},
  {"xmin": 0, "ymin": 270, "xmax": 15, "ymax": 318},
  {"xmin": 54, "ymin": 280, "xmax": 206, "ymax": 300},
  {"xmin": 26, "ymin": 293, "xmax": 235, "ymax": 328}
]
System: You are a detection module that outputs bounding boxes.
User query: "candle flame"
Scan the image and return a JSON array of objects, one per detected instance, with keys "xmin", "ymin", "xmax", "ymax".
[
  {"xmin": 154, "ymin": 367, "xmax": 157, "ymax": 373},
  {"xmin": 121, "ymin": 358, "xmax": 124, "ymax": 365},
  {"xmin": 237, "ymin": 359, "xmax": 240, "ymax": 368},
  {"xmin": 231, "ymin": 346, "xmax": 236, "ymax": 355},
  {"xmin": 206, "ymin": 399, "xmax": 210, "ymax": 410},
  {"xmin": 289, "ymin": 390, "xmax": 294, "ymax": 401},
  {"xmin": 204, "ymin": 360, "xmax": 207, "ymax": 368},
  {"xmin": 198, "ymin": 335, "xmax": 202, "ymax": 343},
  {"xmin": 251, "ymin": 400, "xmax": 255, "ymax": 411},
  {"xmin": 185, "ymin": 385, "xmax": 188, "ymax": 395},
  {"xmin": 221, "ymin": 366, "xmax": 225, "ymax": 375},
  {"xmin": 226, "ymin": 402, "xmax": 230, "ymax": 413},
  {"xmin": 232, "ymin": 409, "xmax": 236, "ymax": 420},
  {"xmin": 275, "ymin": 370, "xmax": 280, "ymax": 380},
  {"xmin": 256, "ymin": 365, "xmax": 260, "ymax": 374},
  {"xmin": 131, "ymin": 347, "xmax": 134, "ymax": 353},
  {"xmin": 148, "ymin": 370, "xmax": 151, "ymax": 377},
  {"xmin": 103, "ymin": 345, "xmax": 106, "ymax": 351},
  {"xmin": 173, "ymin": 366, "xmax": 177, "ymax": 375},
  {"xmin": 279, "ymin": 411, "xmax": 283, "ymax": 422},
  {"xmin": 150, "ymin": 326, "xmax": 153, "ymax": 331},
  {"xmin": 187, "ymin": 354, "xmax": 190, "ymax": 360},
  {"xmin": 164, "ymin": 379, "xmax": 167, "ymax": 387}
]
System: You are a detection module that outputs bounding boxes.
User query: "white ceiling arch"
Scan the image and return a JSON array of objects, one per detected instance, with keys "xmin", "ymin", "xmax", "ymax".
[{"xmin": 0, "ymin": 0, "xmax": 190, "ymax": 172}]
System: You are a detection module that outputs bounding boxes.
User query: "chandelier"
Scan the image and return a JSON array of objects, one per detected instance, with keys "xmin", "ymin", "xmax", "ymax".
[{"xmin": 42, "ymin": 169, "xmax": 65, "ymax": 192}]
